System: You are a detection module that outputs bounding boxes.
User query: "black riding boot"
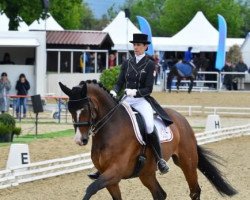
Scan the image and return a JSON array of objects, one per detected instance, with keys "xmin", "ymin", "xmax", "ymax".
[
  {"xmin": 148, "ymin": 128, "xmax": 169, "ymax": 174},
  {"xmin": 88, "ymin": 171, "xmax": 100, "ymax": 180}
]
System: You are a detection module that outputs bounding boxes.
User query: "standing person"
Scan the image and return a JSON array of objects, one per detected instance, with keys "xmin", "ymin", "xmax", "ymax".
[
  {"xmin": 0, "ymin": 72, "xmax": 11, "ymax": 113},
  {"xmin": 108, "ymin": 53, "xmax": 116, "ymax": 68},
  {"xmin": 88, "ymin": 33, "xmax": 172, "ymax": 180},
  {"xmin": 235, "ymin": 58, "xmax": 248, "ymax": 90},
  {"xmin": 223, "ymin": 61, "xmax": 235, "ymax": 90},
  {"xmin": 15, "ymin": 73, "xmax": 30, "ymax": 118},
  {"xmin": 153, "ymin": 53, "xmax": 161, "ymax": 85}
]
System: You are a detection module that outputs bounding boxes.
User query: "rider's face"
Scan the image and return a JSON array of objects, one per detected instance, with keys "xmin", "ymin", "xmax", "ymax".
[{"xmin": 133, "ymin": 43, "xmax": 148, "ymax": 56}]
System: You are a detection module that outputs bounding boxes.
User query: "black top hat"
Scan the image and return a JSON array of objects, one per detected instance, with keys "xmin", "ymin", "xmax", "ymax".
[{"xmin": 129, "ymin": 33, "xmax": 151, "ymax": 44}]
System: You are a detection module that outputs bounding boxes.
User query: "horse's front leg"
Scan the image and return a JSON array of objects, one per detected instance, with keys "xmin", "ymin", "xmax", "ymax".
[
  {"xmin": 82, "ymin": 170, "xmax": 121, "ymax": 200},
  {"xmin": 139, "ymin": 173, "xmax": 167, "ymax": 200}
]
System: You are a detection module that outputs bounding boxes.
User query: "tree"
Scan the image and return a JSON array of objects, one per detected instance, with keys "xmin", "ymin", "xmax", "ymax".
[
  {"xmin": 0, "ymin": 0, "xmax": 93, "ymax": 30},
  {"xmin": 123, "ymin": 0, "xmax": 165, "ymax": 36},
  {"xmin": 160, "ymin": 0, "xmax": 244, "ymax": 37},
  {"xmin": 122, "ymin": 0, "xmax": 246, "ymax": 37},
  {"xmin": 239, "ymin": 0, "xmax": 250, "ymax": 37}
]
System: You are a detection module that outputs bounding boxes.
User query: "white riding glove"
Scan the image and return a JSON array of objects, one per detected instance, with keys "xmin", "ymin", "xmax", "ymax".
[
  {"xmin": 110, "ymin": 90, "xmax": 117, "ymax": 98},
  {"xmin": 125, "ymin": 89, "xmax": 137, "ymax": 97}
]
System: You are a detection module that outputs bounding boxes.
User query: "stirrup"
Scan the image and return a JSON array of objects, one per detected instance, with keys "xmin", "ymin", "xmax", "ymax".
[{"xmin": 157, "ymin": 159, "xmax": 169, "ymax": 174}]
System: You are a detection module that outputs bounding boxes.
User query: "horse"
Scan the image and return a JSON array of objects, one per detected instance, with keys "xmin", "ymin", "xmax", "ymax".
[
  {"xmin": 59, "ymin": 80, "xmax": 237, "ymax": 200},
  {"xmin": 167, "ymin": 61, "xmax": 198, "ymax": 93}
]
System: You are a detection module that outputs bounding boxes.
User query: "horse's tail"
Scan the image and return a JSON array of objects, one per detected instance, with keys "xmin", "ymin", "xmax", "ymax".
[{"xmin": 197, "ymin": 145, "xmax": 238, "ymax": 196}]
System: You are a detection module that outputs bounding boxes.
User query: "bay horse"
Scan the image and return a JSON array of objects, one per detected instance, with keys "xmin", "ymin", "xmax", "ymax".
[
  {"xmin": 167, "ymin": 62, "xmax": 198, "ymax": 93},
  {"xmin": 59, "ymin": 80, "xmax": 237, "ymax": 200}
]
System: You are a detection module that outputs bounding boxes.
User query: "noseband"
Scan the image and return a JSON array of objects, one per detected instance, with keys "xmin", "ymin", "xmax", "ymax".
[{"xmin": 69, "ymin": 97, "xmax": 121, "ymax": 136}]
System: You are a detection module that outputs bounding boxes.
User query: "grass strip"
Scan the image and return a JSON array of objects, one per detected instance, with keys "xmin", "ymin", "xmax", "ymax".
[{"xmin": 0, "ymin": 129, "xmax": 74, "ymax": 147}]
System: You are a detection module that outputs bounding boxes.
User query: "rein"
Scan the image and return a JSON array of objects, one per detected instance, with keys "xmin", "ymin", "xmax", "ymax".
[{"xmin": 70, "ymin": 97, "xmax": 122, "ymax": 136}]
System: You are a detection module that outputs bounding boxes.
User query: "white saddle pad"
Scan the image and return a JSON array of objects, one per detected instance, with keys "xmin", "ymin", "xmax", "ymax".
[{"xmin": 122, "ymin": 102, "xmax": 173, "ymax": 145}]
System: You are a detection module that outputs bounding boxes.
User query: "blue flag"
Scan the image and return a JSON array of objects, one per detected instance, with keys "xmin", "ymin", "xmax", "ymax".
[
  {"xmin": 136, "ymin": 16, "xmax": 154, "ymax": 56},
  {"xmin": 215, "ymin": 14, "xmax": 227, "ymax": 71}
]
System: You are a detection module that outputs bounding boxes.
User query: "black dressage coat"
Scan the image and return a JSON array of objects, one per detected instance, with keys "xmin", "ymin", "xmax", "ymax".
[
  {"xmin": 114, "ymin": 55, "xmax": 155, "ymax": 97},
  {"xmin": 114, "ymin": 55, "xmax": 173, "ymax": 126}
]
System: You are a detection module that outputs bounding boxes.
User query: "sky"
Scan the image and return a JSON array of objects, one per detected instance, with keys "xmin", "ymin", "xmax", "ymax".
[{"xmin": 85, "ymin": 0, "xmax": 126, "ymax": 19}]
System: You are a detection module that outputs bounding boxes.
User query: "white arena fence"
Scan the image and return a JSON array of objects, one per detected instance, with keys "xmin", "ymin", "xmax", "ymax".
[
  {"xmin": 163, "ymin": 71, "xmax": 250, "ymax": 92},
  {"xmin": 0, "ymin": 124, "xmax": 250, "ymax": 190},
  {"xmin": 161, "ymin": 105, "xmax": 250, "ymax": 117}
]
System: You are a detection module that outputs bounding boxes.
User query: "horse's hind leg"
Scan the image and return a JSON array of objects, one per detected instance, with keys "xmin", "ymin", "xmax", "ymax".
[
  {"xmin": 106, "ymin": 184, "xmax": 122, "ymax": 200},
  {"xmin": 139, "ymin": 173, "xmax": 167, "ymax": 200},
  {"xmin": 188, "ymin": 78, "xmax": 194, "ymax": 93},
  {"xmin": 175, "ymin": 153, "xmax": 201, "ymax": 200},
  {"xmin": 176, "ymin": 78, "xmax": 181, "ymax": 92}
]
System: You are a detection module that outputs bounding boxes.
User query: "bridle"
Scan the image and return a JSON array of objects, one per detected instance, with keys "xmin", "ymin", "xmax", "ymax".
[{"xmin": 69, "ymin": 96, "xmax": 122, "ymax": 136}]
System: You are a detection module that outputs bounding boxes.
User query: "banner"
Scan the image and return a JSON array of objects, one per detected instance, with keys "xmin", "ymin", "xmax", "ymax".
[
  {"xmin": 136, "ymin": 16, "xmax": 154, "ymax": 56},
  {"xmin": 215, "ymin": 14, "xmax": 227, "ymax": 71}
]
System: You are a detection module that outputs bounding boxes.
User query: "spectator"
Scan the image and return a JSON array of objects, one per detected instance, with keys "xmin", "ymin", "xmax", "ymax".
[
  {"xmin": 0, "ymin": 72, "xmax": 11, "ymax": 113},
  {"xmin": 15, "ymin": 73, "xmax": 30, "ymax": 118},
  {"xmin": 235, "ymin": 59, "xmax": 248, "ymax": 90},
  {"xmin": 0, "ymin": 53, "xmax": 15, "ymax": 64},
  {"xmin": 223, "ymin": 61, "xmax": 237, "ymax": 90},
  {"xmin": 108, "ymin": 53, "xmax": 116, "ymax": 68},
  {"xmin": 153, "ymin": 53, "xmax": 161, "ymax": 85},
  {"xmin": 97, "ymin": 54, "xmax": 105, "ymax": 72}
]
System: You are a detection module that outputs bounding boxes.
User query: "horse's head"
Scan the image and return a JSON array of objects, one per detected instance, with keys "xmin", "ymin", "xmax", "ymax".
[{"xmin": 59, "ymin": 81, "xmax": 96, "ymax": 146}]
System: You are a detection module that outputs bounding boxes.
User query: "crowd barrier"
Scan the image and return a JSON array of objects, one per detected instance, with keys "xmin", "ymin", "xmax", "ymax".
[{"xmin": 163, "ymin": 71, "xmax": 250, "ymax": 91}]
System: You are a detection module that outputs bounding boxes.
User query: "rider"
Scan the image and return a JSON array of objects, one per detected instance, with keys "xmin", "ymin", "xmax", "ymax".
[
  {"xmin": 184, "ymin": 47, "xmax": 195, "ymax": 68},
  {"xmin": 88, "ymin": 33, "xmax": 170, "ymax": 180}
]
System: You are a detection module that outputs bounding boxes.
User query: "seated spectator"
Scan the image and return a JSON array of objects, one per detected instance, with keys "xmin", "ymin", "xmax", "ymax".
[{"xmin": 0, "ymin": 53, "xmax": 15, "ymax": 64}]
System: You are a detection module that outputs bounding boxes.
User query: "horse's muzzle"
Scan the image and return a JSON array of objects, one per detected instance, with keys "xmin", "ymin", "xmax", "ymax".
[{"xmin": 82, "ymin": 138, "xmax": 88, "ymax": 145}]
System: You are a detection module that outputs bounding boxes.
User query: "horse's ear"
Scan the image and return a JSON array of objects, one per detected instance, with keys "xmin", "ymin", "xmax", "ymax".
[
  {"xmin": 80, "ymin": 82, "xmax": 87, "ymax": 97},
  {"xmin": 59, "ymin": 82, "xmax": 72, "ymax": 96}
]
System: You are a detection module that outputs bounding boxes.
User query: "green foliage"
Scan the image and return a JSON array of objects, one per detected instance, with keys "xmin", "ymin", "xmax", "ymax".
[
  {"xmin": 0, "ymin": 113, "xmax": 21, "ymax": 138},
  {"xmin": 124, "ymin": 0, "xmax": 246, "ymax": 37},
  {"xmin": 0, "ymin": 125, "xmax": 11, "ymax": 136},
  {"xmin": 0, "ymin": 0, "xmax": 92, "ymax": 30},
  {"xmin": 226, "ymin": 45, "xmax": 242, "ymax": 65},
  {"xmin": 99, "ymin": 66, "xmax": 121, "ymax": 91},
  {"xmin": 0, "ymin": 113, "xmax": 15, "ymax": 130},
  {"xmin": 12, "ymin": 127, "xmax": 22, "ymax": 136}
]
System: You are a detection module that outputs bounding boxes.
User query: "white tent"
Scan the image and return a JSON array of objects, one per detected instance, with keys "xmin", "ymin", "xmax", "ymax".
[
  {"xmin": 102, "ymin": 11, "xmax": 141, "ymax": 51},
  {"xmin": 29, "ymin": 13, "xmax": 64, "ymax": 31},
  {"xmin": 153, "ymin": 11, "xmax": 244, "ymax": 52},
  {"xmin": 241, "ymin": 32, "xmax": 250, "ymax": 68},
  {"xmin": 0, "ymin": 12, "xmax": 29, "ymax": 32}
]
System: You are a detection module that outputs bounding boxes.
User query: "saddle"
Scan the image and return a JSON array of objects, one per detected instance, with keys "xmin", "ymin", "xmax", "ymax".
[
  {"xmin": 176, "ymin": 62, "xmax": 194, "ymax": 77},
  {"xmin": 122, "ymin": 102, "xmax": 173, "ymax": 145}
]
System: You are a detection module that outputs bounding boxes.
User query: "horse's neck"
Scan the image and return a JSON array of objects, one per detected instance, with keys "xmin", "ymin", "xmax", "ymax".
[{"xmin": 89, "ymin": 89, "xmax": 117, "ymax": 118}]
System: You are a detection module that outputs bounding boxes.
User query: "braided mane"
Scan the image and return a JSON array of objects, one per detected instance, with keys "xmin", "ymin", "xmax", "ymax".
[{"xmin": 83, "ymin": 80, "xmax": 119, "ymax": 102}]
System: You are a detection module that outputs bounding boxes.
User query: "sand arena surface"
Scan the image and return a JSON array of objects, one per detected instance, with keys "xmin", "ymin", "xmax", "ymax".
[
  {"xmin": 0, "ymin": 91, "xmax": 249, "ymax": 199},
  {"xmin": 0, "ymin": 136, "xmax": 249, "ymax": 200}
]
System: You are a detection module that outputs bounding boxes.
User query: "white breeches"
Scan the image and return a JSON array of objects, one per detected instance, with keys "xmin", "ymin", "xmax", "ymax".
[{"xmin": 124, "ymin": 96, "xmax": 154, "ymax": 133}]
